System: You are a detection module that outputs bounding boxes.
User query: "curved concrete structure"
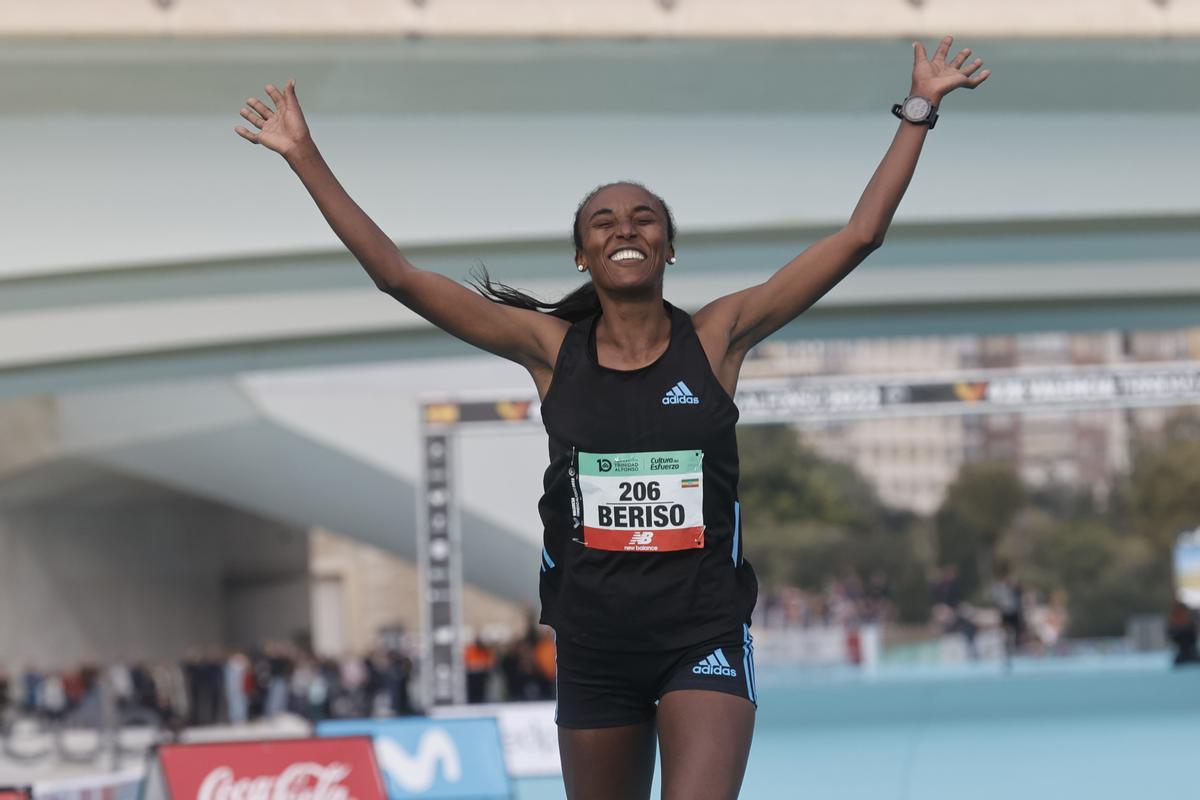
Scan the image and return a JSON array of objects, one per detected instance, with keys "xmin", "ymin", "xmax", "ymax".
[
  {"xmin": 2, "ymin": 35, "xmax": 1197, "ymax": 605},
  {"xmin": 5, "ymin": 0, "xmax": 1200, "ymax": 38}
]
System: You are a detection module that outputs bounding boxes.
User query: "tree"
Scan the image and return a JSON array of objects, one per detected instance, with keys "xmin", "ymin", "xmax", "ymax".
[
  {"xmin": 1016, "ymin": 516, "xmax": 1169, "ymax": 637},
  {"xmin": 992, "ymin": 411, "xmax": 1200, "ymax": 637},
  {"xmin": 934, "ymin": 460, "xmax": 1025, "ymax": 598},
  {"xmin": 1124, "ymin": 411, "xmax": 1200, "ymax": 552},
  {"xmin": 738, "ymin": 425, "xmax": 927, "ymax": 620},
  {"xmin": 737, "ymin": 425, "xmax": 883, "ymax": 534}
]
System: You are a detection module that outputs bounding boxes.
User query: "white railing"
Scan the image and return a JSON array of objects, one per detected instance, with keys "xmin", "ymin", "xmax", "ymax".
[{"xmin": 2, "ymin": 0, "xmax": 1196, "ymax": 38}]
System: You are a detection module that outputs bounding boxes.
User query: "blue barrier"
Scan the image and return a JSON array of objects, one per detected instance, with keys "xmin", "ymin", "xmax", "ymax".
[{"xmin": 317, "ymin": 717, "xmax": 510, "ymax": 800}]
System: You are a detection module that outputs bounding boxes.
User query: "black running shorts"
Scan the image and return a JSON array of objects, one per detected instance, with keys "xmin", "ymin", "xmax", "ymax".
[{"xmin": 553, "ymin": 625, "xmax": 758, "ymax": 729}]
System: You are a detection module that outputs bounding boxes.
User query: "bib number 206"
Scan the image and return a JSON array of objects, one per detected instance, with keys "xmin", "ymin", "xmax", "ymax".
[
  {"xmin": 579, "ymin": 449, "xmax": 705, "ymax": 552},
  {"xmin": 618, "ymin": 481, "xmax": 661, "ymax": 501}
]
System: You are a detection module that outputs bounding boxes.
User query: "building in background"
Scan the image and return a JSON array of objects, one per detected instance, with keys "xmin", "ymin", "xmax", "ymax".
[{"xmin": 745, "ymin": 326, "xmax": 1200, "ymax": 514}]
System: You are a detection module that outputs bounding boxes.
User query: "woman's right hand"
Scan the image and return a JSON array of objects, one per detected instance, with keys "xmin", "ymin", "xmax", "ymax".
[{"xmin": 235, "ymin": 79, "xmax": 312, "ymax": 160}]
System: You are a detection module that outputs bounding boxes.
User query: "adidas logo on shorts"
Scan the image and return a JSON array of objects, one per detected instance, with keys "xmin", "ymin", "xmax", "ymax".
[
  {"xmin": 662, "ymin": 381, "xmax": 700, "ymax": 405},
  {"xmin": 692, "ymin": 647, "xmax": 737, "ymax": 677}
]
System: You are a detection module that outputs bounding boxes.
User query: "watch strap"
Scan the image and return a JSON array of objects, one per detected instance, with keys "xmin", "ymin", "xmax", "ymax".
[{"xmin": 891, "ymin": 97, "xmax": 938, "ymax": 129}]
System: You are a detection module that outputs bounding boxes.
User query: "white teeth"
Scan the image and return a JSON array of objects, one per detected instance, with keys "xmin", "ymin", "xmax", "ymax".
[{"xmin": 611, "ymin": 249, "xmax": 646, "ymax": 262}]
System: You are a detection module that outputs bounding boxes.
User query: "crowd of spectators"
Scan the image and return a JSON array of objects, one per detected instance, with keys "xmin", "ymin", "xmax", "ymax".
[
  {"xmin": 754, "ymin": 567, "xmax": 1081, "ymax": 664},
  {"xmin": 463, "ymin": 626, "xmax": 557, "ymax": 704},
  {"xmin": 1, "ymin": 662, "xmax": 107, "ymax": 723},
  {"xmin": 758, "ymin": 571, "xmax": 895, "ymax": 630},
  {"xmin": 926, "ymin": 564, "xmax": 1081, "ymax": 661},
  {"xmin": 2, "ymin": 642, "xmax": 415, "ymax": 728},
  {"xmin": 0, "ymin": 625, "xmax": 561, "ymax": 726},
  {"xmin": 5, "ymin": 588, "xmax": 1186, "ymax": 723}
]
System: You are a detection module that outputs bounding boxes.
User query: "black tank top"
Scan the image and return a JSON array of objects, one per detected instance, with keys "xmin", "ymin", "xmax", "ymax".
[{"xmin": 537, "ymin": 301, "xmax": 758, "ymax": 650}]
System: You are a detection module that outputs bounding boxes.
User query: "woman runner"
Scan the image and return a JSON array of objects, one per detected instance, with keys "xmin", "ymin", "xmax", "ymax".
[{"xmin": 235, "ymin": 36, "xmax": 989, "ymax": 800}]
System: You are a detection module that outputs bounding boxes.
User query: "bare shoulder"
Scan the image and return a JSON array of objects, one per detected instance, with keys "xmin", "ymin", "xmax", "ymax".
[
  {"xmin": 692, "ymin": 290, "xmax": 750, "ymax": 360},
  {"xmin": 526, "ymin": 309, "xmax": 572, "ymax": 368},
  {"xmin": 518, "ymin": 309, "xmax": 571, "ymax": 400},
  {"xmin": 691, "ymin": 291, "xmax": 752, "ymax": 396}
]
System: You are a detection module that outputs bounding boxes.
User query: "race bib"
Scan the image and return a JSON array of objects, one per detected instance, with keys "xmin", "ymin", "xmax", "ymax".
[{"xmin": 576, "ymin": 449, "xmax": 705, "ymax": 552}]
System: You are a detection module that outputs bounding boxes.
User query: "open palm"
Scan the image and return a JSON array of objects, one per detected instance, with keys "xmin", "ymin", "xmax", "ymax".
[
  {"xmin": 235, "ymin": 80, "xmax": 311, "ymax": 158},
  {"xmin": 911, "ymin": 36, "xmax": 991, "ymax": 101}
]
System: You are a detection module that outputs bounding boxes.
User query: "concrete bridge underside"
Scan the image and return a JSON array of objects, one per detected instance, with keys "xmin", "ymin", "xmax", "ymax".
[{"xmin": 2, "ymin": 36, "xmax": 1197, "ymax": 607}]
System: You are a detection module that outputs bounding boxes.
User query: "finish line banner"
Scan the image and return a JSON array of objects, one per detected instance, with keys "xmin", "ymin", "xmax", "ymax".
[
  {"xmin": 736, "ymin": 363, "xmax": 1200, "ymax": 422},
  {"xmin": 422, "ymin": 363, "xmax": 1200, "ymax": 428},
  {"xmin": 144, "ymin": 737, "xmax": 384, "ymax": 800},
  {"xmin": 318, "ymin": 718, "xmax": 510, "ymax": 800}
]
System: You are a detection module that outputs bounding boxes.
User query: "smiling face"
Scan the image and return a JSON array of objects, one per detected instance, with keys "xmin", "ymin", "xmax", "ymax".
[{"xmin": 574, "ymin": 183, "xmax": 675, "ymax": 298}]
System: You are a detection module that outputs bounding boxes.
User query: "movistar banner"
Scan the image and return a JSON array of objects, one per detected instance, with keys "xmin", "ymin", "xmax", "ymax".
[
  {"xmin": 317, "ymin": 718, "xmax": 509, "ymax": 800},
  {"xmin": 430, "ymin": 701, "xmax": 560, "ymax": 778}
]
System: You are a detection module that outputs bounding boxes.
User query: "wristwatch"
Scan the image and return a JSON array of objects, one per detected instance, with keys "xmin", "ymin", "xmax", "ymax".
[{"xmin": 891, "ymin": 95, "xmax": 938, "ymax": 129}]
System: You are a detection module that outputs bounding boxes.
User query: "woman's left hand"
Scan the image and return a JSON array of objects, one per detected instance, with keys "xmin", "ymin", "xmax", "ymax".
[{"xmin": 910, "ymin": 35, "xmax": 991, "ymax": 103}]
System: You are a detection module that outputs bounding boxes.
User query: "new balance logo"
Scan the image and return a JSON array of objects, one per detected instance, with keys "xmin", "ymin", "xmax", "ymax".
[
  {"xmin": 625, "ymin": 531, "xmax": 659, "ymax": 552},
  {"xmin": 692, "ymin": 648, "xmax": 737, "ymax": 677},
  {"xmin": 662, "ymin": 381, "xmax": 700, "ymax": 405}
]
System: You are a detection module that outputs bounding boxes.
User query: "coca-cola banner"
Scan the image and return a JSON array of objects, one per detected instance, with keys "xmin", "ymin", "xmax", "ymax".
[
  {"xmin": 155, "ymin": 737, "xmax": 385, "ymax": 800},
  {"xmin": 317, "ymin": 718, "xmax": 509, "ymax": 799}
]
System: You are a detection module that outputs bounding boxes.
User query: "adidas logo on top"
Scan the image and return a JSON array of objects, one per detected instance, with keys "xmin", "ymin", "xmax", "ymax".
[
  {"xmin": 692, "ymin": 648, "xmax": 737, "ymax": 677},
  {"xmin": 662, "ymin": 381, "xmax": 700, "ymax": 405}
]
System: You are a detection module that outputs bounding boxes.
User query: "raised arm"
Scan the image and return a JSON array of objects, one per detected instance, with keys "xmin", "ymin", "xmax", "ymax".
[
  {"xmin": 694, "ymin": 37, "xmax": 990, "ymax": 388},
  {"xmin": 234, "ymin": 81, "xmax": 567, "ymax": 387}
]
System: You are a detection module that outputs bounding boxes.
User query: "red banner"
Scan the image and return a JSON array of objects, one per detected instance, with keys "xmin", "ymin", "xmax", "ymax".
[
  {"xmin": 583, "ymin": 525, "xmax": 704, "ymax": 552},
  {"xmin": 0, "ymin": 789, "xmax": 31, "ymax": 800},
  {"xmin": 156, "ymin": 737, "xmax": 385, "ymax": 800}
]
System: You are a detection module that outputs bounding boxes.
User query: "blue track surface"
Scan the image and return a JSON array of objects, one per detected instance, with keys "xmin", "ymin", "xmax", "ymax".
[{"xmin": 514, "ymin": 654, "xmax": 1200, "ymax": 799}]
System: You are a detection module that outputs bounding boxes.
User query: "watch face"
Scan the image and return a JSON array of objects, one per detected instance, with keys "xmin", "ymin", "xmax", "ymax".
[{"xmin": 903, "ymin": 96, "xmax": 931, "ymax": 121}]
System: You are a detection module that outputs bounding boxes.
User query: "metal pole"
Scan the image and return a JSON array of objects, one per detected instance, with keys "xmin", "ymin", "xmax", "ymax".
[{"xmin": 419, "ymin": 415, "xmax": 465, "ymax": 707}]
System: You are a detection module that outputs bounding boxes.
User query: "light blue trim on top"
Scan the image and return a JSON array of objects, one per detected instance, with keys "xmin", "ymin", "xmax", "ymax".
[
  {"xmin": 553, "ymin": 629, "xmax": 559, "ymax": 724},
  {"xmin": 542, "ymin": 547, "xmax": 555, "ymax": 570},
  {"xmin": 732, "ymin": 501, "xmax": 741, "ymax": 566},
  {"xmin": 743, "ymin": 624, "xmax": 757, "ymax": 703},
  {"xmin": 749, "ymin": 631, "xmax": 758, "ymax": 700}
]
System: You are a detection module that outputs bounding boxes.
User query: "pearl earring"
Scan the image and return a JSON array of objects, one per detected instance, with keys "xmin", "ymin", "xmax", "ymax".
[
  {"xmin": 576, "ymin": 263, "xmax": 587, "ymax": 272},
  {"xmin": 667, "ymin": 256, "xmax": 677, "ymax": 265}
]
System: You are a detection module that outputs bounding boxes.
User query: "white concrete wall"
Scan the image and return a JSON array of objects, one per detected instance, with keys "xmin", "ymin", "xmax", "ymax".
[
  {"xmin": 3, "ymin": 0, "xmax": 1198, "ymax": 37},
  {"xmin": 241, "ymin": 357, "xmax": 545, "ymax": 550},
  {"xmin": 223, "ymin": 575, "xmax": 312, "ymax": 651},
  {"xmin": 0, "ymin": 397, "xmax": 60, "ymax": 478},
  {"xmin": 0, "ymin": 478, "xmax": 311, "ymax": 672},
  {"xmin": 0, "ymin": 502, "xmax": 225, "ymax": 671},
  {"xmin": 309, "ymin": 527, "xmax": 531, "ymax": 657},
  {"xmin": 6, "ymin": 112, "xmax": 1195, "ymax": 280}
]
